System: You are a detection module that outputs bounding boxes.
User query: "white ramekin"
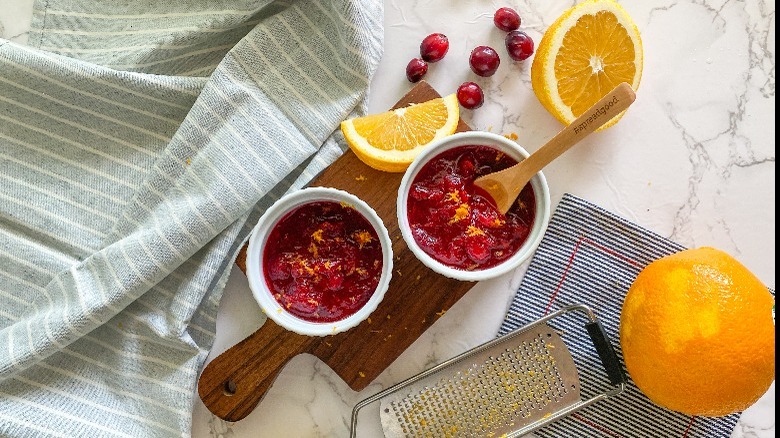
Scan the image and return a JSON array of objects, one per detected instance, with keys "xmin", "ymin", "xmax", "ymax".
[
  {"xmin": 397, "ymin": 131, "xmax": 551, "ymax": 282},
  {"xmin": 247, "ymin": 187, "xmax": 393, "ymax": 336}
]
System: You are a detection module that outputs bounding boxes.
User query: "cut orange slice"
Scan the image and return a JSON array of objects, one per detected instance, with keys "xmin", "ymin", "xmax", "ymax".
[
  {"xmin": 531, "ymin": 0, "xmax": 642, "ymax": 129},
  {"xmin": 340, "ymin": 94, "xmax": 460, "ymax": 172}
]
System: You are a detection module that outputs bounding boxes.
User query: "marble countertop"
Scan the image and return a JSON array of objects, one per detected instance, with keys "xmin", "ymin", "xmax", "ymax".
[{"xmin": 1, "ymin": 0, "xmax": 774, "ymax": 437}]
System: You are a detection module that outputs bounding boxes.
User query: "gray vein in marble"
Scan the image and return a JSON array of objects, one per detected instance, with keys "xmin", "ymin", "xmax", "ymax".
[
  {"xmin": 648, "ymin": 0, "xmax": 745, "ymax": 37},
  {"xmin": 666, "ymin": 107, "xmax": 713, "ymax": 245},
  {"xmin": 664, "ymin": 102, "xmax": 762, "ymax": 252},
  {"xmin": 733, "ymin": 156, "xmax": 775, "ymax": 167},
  {"xmin": 648, "ymin": 3, "xmax": 677, "ymax": 23},
  {"xmin": 522, "ymin": 0, "xmax": 577, "ymax": 31},
  {"xmin": 747, "ymin": 7, "xmax": 775, "ymax": 98},
  {"xmin": 388, "ymin": 0, "xmax": 409, "ymax": 27},
  {"xmin": 715, "ymin": 215, "xmax": 740, "ymax": 251},
  {"xmin": 601, "ymin": 170, "xmax": 642, "ymax": 224},
  {"xmin": 463, "ymin": 12, "xmax": 492, "ymax": 25},
  {"xmin": 702, "ymin": 0, "xmax": 776, "ymax": 98},
  {"xmin": 207, "ymin": 414, "xmax": 234, "ymax": 438},
  {"xmin": 704, "ymin": 0, "xmax": 732, "ymax": 25},
  {"xmin": 311, "ymin": 358, "xmax": 364, "ymax": 437},
  {"xmin": 732, "ymin": 420, "xmax": 776, "ymax": 438},
  {"xmin": 415, "ymin": 331, "xmax": 446, "ymax": 372},
  {"xmin": 724, "ymin": 1, "xmax": 775, "ymax": 166},
  {"xmin": 0, "ymin": 24, "xmax": 30, "ymax": 43},
  {"xmin": 657, "ymin": 0, "xmax": 774, "ymax": 251}
]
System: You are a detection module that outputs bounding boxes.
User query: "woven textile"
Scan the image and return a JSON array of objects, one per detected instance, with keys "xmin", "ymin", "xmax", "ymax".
[
  {"xmin": 499, "ymin": 193, "xmax": 742, "ymax": 437},
  {"xmin": 0, "ymin": 1, "xmax": 383, "ymax": 436}
]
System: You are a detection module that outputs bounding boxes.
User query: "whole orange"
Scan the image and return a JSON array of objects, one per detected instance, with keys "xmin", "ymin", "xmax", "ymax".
[{"xmin": 620, "ymin": 247, "xmax": 775, "ymax": 417}]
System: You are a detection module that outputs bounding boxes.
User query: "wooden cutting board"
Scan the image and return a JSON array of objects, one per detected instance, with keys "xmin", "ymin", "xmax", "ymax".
[{"xmin": 198, "ymin": 81, "xmax": 476, "ymax": 422}]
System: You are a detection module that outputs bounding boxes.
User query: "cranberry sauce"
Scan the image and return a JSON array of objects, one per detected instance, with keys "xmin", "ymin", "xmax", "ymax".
[
  {"xmin": 407, "ymin": 145, "xmax": 536, "ymax": 271},
  {"xmin": 263, "ymin": 201, "xmax": 383, "ymax": 323}
]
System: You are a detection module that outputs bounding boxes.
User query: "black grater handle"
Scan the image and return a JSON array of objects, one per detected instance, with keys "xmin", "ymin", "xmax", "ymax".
[{"xmin": 586, "ymin": 320, "xmax": 627, "ymax": 386}]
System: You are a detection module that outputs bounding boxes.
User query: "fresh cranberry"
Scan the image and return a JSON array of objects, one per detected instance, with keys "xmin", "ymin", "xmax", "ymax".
[
  {"xmin": 494, "ymin": 7, "xmax": 521, "ymax": 32},
  {"xmin": 469, "ymin": 46, "xmax": 501, "ymax": 77},
  {"xmin": 420, "ymin": 33, "xmax": 449, "ymax": 62},
  {"xmin": 505, "ymin": 30, "xmax": 534, "ymax": 61},
  {"xmin": 406, "ymin": 58, "xmax": 428, "ymax": 82},
  {"xmin": 457, "ymin": 82, "xmax": 484, "ymax": 109}
]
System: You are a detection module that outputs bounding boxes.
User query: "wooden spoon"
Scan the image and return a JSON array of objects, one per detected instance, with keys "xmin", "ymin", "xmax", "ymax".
[{"xmin": 474, "ymin": 82, "xmax": 637, "ymax": 214}]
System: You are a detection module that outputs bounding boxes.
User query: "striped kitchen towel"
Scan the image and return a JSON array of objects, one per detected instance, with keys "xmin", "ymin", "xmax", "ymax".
[
  {"xmin": 0, "ymin": 0, "xmax": 383, "ymax": 436},
  {"xmin": 499, "ymin": 193, "xmax": 742, "ymax": 437}
]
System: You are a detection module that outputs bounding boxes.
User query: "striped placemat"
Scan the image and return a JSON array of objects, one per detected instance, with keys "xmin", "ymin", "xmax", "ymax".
[{"xmin": 499, "ymin": 193, "xmax": 740, "ymax": 437}]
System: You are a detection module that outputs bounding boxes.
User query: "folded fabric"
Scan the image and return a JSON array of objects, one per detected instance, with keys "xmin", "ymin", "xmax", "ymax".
[
  {"xmin": 0, "ymin": 0, "xmax": 383, "ymax": 436},
  {"xmin": 499, "ymin": 193, "xmax": 741, "ymax": 437}
]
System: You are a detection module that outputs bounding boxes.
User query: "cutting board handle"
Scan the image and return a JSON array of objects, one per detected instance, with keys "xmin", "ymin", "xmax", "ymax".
[{"xmin": 198, "ymin": 319, "xmax": 317, "ymax": 422}]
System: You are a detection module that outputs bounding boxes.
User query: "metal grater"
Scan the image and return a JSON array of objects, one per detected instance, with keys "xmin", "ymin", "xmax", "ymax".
[
  {"xmin": 379, "ymin": 323, "xmax": 580, "ymax": 437},
  {"xmin": 349, "ymin": 304, "xmax": 627, "ymax": 438}
]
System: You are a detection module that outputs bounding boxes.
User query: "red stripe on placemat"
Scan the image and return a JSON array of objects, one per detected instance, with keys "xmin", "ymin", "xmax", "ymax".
[
  {"xmin": 582, "ymin": 237, "xmax": 643, "ymax": 268},
  {"xmin": 545, "ymin": 236, "xmax": 648, "ymax": 438},
  {"xmin": 543, "ymin": 237, "xmax": 584, "ymax": 315},
  {"xmin": 572, "ymin": 413, "xmax": 623, "ymax": 437},
  {"xmin": 682, "ymin": 416, "xmax": 696, "ymax": 437},
  {"xmin": 544, "ymin": 236, "xmax": 644, "ymax": 315}
]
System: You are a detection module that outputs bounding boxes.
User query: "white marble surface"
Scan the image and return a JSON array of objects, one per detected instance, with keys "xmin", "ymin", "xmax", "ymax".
[{"xmin": 1, "ymin": 0, "xmax": 774, "ymax": 437}]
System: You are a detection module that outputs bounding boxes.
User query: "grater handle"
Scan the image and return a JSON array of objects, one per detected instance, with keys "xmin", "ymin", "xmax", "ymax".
[{"xmin": 586, "ymin": 320, "xmax": 627, "ymax": 386}]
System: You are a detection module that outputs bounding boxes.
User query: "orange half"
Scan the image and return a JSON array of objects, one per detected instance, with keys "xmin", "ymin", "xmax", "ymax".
[
  {"xmin": 340, "ymin": 94, "xmax": 459, "ymax": 173},
  {"xmin": 532, "ymin": 0, "xmax": 642, "ymax": 129}
]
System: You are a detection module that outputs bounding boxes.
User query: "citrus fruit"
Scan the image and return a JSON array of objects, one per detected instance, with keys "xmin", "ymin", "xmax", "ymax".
[
  {"xmin": 531, "ymin": 0, "xmax": 642, "ymax": 129},
  {"xmin": 620, "ymin": 247, "xmax": 775, "ymax": 417},
  {"xmin": 341, "ymin": 94, "xmax": 459, "ymax": 172}
]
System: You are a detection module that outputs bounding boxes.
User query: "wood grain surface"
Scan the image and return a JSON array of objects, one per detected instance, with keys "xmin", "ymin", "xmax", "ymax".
[{"xmin": 198, "ymin": 81, "xmax": 475, "ymax": 422}]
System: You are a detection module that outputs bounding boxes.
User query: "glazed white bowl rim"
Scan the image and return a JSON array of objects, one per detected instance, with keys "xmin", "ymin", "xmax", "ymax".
[
  {"xmin": 397, "ymin": 131, "xmax": 551, "ymax": 282},
  {"xmin": 247, "ymin": 187, "xmax": 393, "ymax": 337}
]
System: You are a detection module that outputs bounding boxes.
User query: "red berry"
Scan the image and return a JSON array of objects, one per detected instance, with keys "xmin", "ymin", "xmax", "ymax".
[
  {"xmin": 406, "ymin": 58, "xmax": 428, "ymax": 82},
  {"xmin": 469, "ymin": 46, "xmax": 501, "ymax": 77},
  {"xmin": 267, "ymin": 256, "xmax": 290, "ymax": 281},
  {"xmin": 410, "ymin": 184, "xmax": 443, "ymax": 202},
  {"xmin": 475, "ymin": 208, "xmax": 499, "ymax": 227},
  {"xmin": 325, "ymin": 271, "xmax": 344, "ymax": 291},
  {"xmin": 494, "ymin": 7, "xmax": 521, "ymax": 32},
  {"xmin": 466, "ymin": 237, "xmax": 491, "ymax": 263},
  {"xmin": 420, "ymin": 33, "xmax": 449, "ymax": 62},
  {"xmin": 289, "ymin": 295, "xmax": 318, "ymax": 315},
  {"xmin": 457, "ymin": 154, "xmax": 477, "ymax": 176},
  {"xmin": 505, "ymin": 30, "xmax": 534, "ymax": 61},
  {"xmin": 457, "ymin": 82, "xmax": 484, "ymax": 109}
]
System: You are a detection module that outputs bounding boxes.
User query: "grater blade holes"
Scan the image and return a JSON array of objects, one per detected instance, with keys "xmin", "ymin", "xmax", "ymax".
[{"xmin": 380, "ymin": 324, "xmax": 582, "ymax": 438}]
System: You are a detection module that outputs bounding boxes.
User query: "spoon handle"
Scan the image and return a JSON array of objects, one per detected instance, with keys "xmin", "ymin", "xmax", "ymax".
[
  {"xmin": 520, "ymin": 82, "xmax": 636, "ymax": 181},
  {"xmin": 477, "ymin": 82, "xmax": 636, "ymax": 214}
]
